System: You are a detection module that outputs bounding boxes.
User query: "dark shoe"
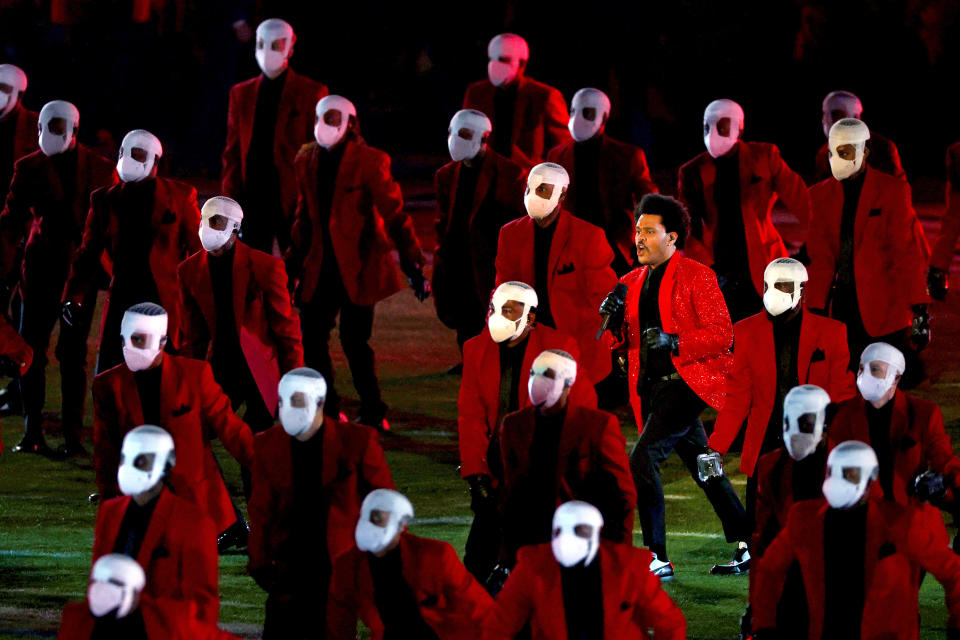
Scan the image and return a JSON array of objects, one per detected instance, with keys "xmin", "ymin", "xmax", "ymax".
[
  {"xmin": 11, "ymin": 432, "xmax": 52, "ymax": 455},
  {"xmin": 447, "ymin": 362, "xmax": 463, "ymax": 375},
  {"xmin": 711, "ymin": 545, "xmax": 750, "ymax": 575},
  {"xmin": 58, "ymin": 438, "xmax": 88, "ymax": 458},
  {"xmin": 357, "ymin": 403, "xmax": 389, "ymax": 432},
  {"xmin": 217, "ymin": 520, "xmax": 250, "ymax": 554},
  {"xmin": 0, "ymin": 384, "xmax": 22, "ymax": 416},
  {"xmin": 88, "ymin": 493, "xmax": 100, "ymax": 504}
]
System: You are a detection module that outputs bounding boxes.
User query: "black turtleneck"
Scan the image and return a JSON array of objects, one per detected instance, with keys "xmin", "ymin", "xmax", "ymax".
[
  {"xmin": 208, "ymin": 244, "xmax": 242, "ymax": 377},
  {"xmin": 822, "ymin": 503, "xmax": 868, "ymax": 640},
  {"xmin": 764, "ymin": 310, "xmax": 803, "ymax": 455},
  {"xmin": 492, "ymin": 83, "xmax": 518, "ymax": 157},
  {"xmin": 792, "ymin": 445, "xmax": 827, "ymax": 502},
  {"xmin": 712, "ymin": 145, "xmax": 749, "ymax": 277},
  {"xmin": 533, "ymin": 220, "xmax": 557, "ymax": 328},
  {"xmin": 572, "ymin": 135, "xmax": 603, "ymax": 229},
  {"xmin": 369, "ymin": 546, "xmax": 439, "ymax": 640},
  {"xmin": 528, "ymin": 408, "xmax": 565, "ymax": 541},
  {"xmin": 837, "ymin": 170, "xmax": 866, "ymax": 290},
  {"xmin": 91, "ymin": 609, "xmax": 149, "ymax": 640},
  {"xmin": 247, "ymin": 70, "xmax": 287, "ymax": 178},
  {"xmin": 112, "ymin": 490, "xmax": 161, "ymax": 557},
  {"xmin": 133, "ymin": 364, "xmax": 163, "ymax": 426},
  {"xmin": 114, "ymin": 179, "xmax": 160, "ymax": 305},
  {"xmin": 50, "ymin": 147, "xmax": 80, "ymax": 228},
  {"xmin": 498, "ymin": 334, "xmax": 528, "ymax": 421},
  {"xmin": 290, "ymin": 429, "xmax": 329, "ymax": 576},
  {"xmin": 316, "ymin": 142, "xmax": 347, "ymax": 274},
  {"xmin": 865, "ymin": 399, "xmax": 895, "ymax": 500},
  {"xmin": 0, "ymin": 107, "xmax": 18, "ymax": 203},
  {"xmin": 561, "ymin": 556, "xmax": 604, "ymax": 640}
]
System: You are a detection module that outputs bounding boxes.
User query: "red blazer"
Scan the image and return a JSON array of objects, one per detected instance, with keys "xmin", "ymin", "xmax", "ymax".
[
  {"xmin": 678, "ymin": 141, "xmax": 811, "ymax": 295},
  {"xmin": 751, "ymin": 447, "xmax": 826, "ymax": 559},
  {"xmin": 0, "ymin": 314, "xmax": 32, "ymax": 452},
  {"xmin": 0, "ymin": 144, "xmax": 118, "ymax": 286},
  {"xmin": 221, "ymin": 69, "xmax": 328, "ymax": 218},
  {"xmin": 327, "ymin": 533, "xmax": 493, "ymax": 640},
  {"xmin": 499, "ymin": 405, "xmax": 636, "ymax": 545},
  {"xmin": 178, "ymin": 240, "xmax": 304, "ymax": 413},
  {"xmin": 433, "ymin": 149, "xmax": 526, "ymax": 324},
  {"xmin": 814, "ymin": 132, "xmax": 905, "ymax": 184},
  {"xmin": 462, "ymin": 76, "xmax": 571, "ymax": 169},
  {"xmin": 828, "ymin": 390, "xmax": 960, "ymax": 505},
  {"xmin": 287, "ymin": 138, "xmax": 424, "ymax": 306},
  {"xmin": 9, "ymin": 105, "xmax": 38, "ymax": 167},
  {"xmin": 58, "ymin": 598, "xmax": 239, "ymax": 640},
  {"xmin": 931, "ymin": 141, "xmax": 960, "ymax": 271},
  {"xmin": 482, "ymin": 541, "xmax": 686, "ymax": 640},
  {"xmin": 495, "ymin": 210, "xmax": 617, "ymax": 383},
  {"xmin": 752, "ymin": 498, "xmax": 960, "ymax": 639},
  {"xmin": 618, "ymin": 255, "xmax": 733, "ymax": 432},
  {"xmin": 91, "ymin": 490, "xmax": 219, "ymax": 624},
  {"xmin": 807, "ymin": 166, "xmax": 930, "ymax": 336},
  {"xmin": 247, "ymin": 420, "xmax": 394, "ymax": 583},
  {"xmin": 458, "ymin": 324, "xmax": 597, "ymax": 479},
  {"xmin": 63, "ymin": 177, "xmax": 202, "ymax": 350},
  {"xmin": 708, "ymin": 310, "xmax": 855, "ymax": 476},
  {"xmin": 92, "ymin": 353, "xmax": 255, "ymax": 533},
  {"xmin": 546, "ymin": 135, "xmax": 658, "ymax": 268}
]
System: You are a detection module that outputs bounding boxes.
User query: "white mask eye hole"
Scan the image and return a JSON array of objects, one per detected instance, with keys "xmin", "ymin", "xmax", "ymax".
[{"xmin": 574, "ymin": 524, "xmax": 593, "ymax": 539}]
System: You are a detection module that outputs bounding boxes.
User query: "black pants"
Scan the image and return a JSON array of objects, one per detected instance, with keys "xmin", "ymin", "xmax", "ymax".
[
  {"xmin": 19, "ymin": 263, "xmax": 97, "ymax": 437},
  {"xmin": 463, "ymin": 491, "xmax": 502, "ymax": 588},
  {"xmin": 630, "ymin": 379, "xmax": 747, "ymax": 559},
  {"xmin": 300, "ymin": 265, "xmax": 383, "ymax": 421},
  {"xmin": 263, "ymin": 583, "xmax": 329, "ymax": 640}
]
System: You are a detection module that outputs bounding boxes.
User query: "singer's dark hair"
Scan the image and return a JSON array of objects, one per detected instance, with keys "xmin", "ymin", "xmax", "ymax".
[{"xmin": 634, "ymin": 193, "xmax": 690, "ymax": 249}]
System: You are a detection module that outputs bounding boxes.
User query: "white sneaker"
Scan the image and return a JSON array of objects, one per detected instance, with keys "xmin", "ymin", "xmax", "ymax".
[{"xmin": 649, "ymin": 553, "xmax": 675, "ymax": 582}]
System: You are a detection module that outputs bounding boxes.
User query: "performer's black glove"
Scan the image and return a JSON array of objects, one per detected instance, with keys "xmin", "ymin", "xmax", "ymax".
[
  {"xmin": 928, "ymin": 267, "xmax": 949, "ymax": 302},
  {"xmin": 61, "ymin": 301, "xmax": 81, "ymax": 327},
  {"xmin": 466, "ymin": 474, "xmax": 496, "ymax": 512},
  {"xmin": 642, "ymin": 327, "xmax": 678, "ymax": 353},
  {"xmin": 598, "ymin": 290, "xmax": 626, "ymax": 337},
  {"xmin": 486, "ymin": 564, "xmax": 510, "ymax": 597},
  {"xmin": 910, "ymin": 304, "xmax": 931, "ymax": 351},
  {"xmin": 913, "ymin": 471, "xmax": 947, "ymax": 505},
  {"xmin": 0, "ymin": 355, "xmax": 20, "ymax": 378},
  {"xmin": 403, "ymin": 262, "xmax": 431, "ymax": 302}
]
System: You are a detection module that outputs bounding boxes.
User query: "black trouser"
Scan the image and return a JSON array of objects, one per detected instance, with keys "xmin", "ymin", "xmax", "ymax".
[
  {"xmin": 464, "ymin": 489, "xmax": 502, "ymax": 588},
  {"xmin": 630, "ymin": 378, "xmax": 747, "ymax": 560},
  {"xmin": 300, "ymin": 264, "xmax": 383, "ymax": 421},
  {"xmin": 239, "ymin": 180, "xmax": 287, "ymax": 255},
  {"xmin": 19, "ymin": 261, "xmax": 97, "ymax": 439},
  {"xmin": 263, "ymin": 582, "xmax": 330, "ymax": 640},
  {"xmin": 717, "ymin": 270, "xmax": 764, "ymax": 325}
]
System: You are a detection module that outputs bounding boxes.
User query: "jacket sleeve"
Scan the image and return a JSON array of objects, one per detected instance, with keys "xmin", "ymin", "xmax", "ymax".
[
  {"xmin": 931, "ymin": 144, "xmax": 960, "ymax": 271},
  {"xmin": 176, "ymin": 263, "xmax": 211, "ymax": 361},
  {"xmin": 751, "ymin": 460, "xmax": 779, "ymax": 558},
  {"xmin": 769, "ymin": 144, "xmax": 812, "ymax": 229},
  {"xmin": 325, "ymin": 553, "xmax": 360, "ymax": 640},
  {"xmin": 371, "ymin": 153, "xmax": 424, "ymax": 269},
  {"xmin": 63, "ymin": 188, "xmax": 108, "ymax": 304},
  {"xmin": 197, "ymin": 362, "xmax": 254, "ymax": 468},
  {"xmin": 493, "ymin": 226, "xmax": 511, "ymax": 288},
  {"xmin": 901, "ymin": 505, "xmax": 960, "ymax": 628},
  {"xmin": 434, "ymin": 169, "xmax": 450, "ymax": 245},
  {"xmin": 599, "ymin": 412, "xmax": 637, "ymax": 541},
  {"xmin": 582, "ymin": 224, "xmax": 618, "ymax": 309},
  {"xmin": 826, "ymin": 323, "xmax": 856, "ymax": 402},
  {"xmin": 458, "ymin": 344, "xmax": 492, "ymax": 478},
  {"xmin": 284, "ymin": 152, "xmax": 311, "ymax": 280},
  {"xmin": 481, "ymin": 553, "xmax": 535, "ymax": 639},
  {"xmin": 920, "ymin": 403, "xmax": 960, "ymax": 487},
  {"xmin": 181, "ymin": 510, "xmax": 220, "ymax": 624},
  {"xmin": 0, "ymin": 314, "xmax": 31, "ymax": 374},
  {"xmin": 246, "ymin": 440, "xmax": 274, "ymax": 577},
  {"xmin": 261, "ymin": 256, "xmax": 304, "ymax": 372},
  {"xmin": 180, "ymin": 186, "xmax": 202, "ymax": 256},
  {"xmin": 889, "ymin": 180, "xmax": 931, "ymax": 307},
  {"xmin": 708, "ymin": 326, "xmax": 751, "ymax": 454},
  {"xmin": 0, "ymin": 157, "xmax": 30, "ymax": 278},
  {"xmin": 631, "ymin": 553, "xmax": 687, "ymax": 639},
  {"xmin": 92, "ymin": 376, "xmax": 121, "ymax": 499},
  {"xmin": 221, "ymin": 87, "xmax": 243, "ymax": 199},
  {"xmin": 360, "ymin": 428, "xmax": 395, "ymax": 493},
  {"xmin": 676, "ymin": 265, "xmax": 733, "ymax": 363},
  {"xmin": 630, "ymin": 148, "xmax": 659, "ymax": 202},
  {"xmin": 804, "ymin": 186, "xmax": 836, "ymax": 311},
  {"xmin": 750, "ymin": 510, "xmax": 798, "ymax": 630},
  {"xmin": 543, "ymin": 88, "xmax": 572, "ymax": 154}
]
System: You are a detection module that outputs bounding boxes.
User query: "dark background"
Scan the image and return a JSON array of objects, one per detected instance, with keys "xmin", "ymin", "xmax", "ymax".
[{"xmin": 2, "ymin": 0, "xmax": 958, "ymax": 188}]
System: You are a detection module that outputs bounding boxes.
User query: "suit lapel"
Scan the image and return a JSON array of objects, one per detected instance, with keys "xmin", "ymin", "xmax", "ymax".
[
  {"xmin": 136, "ymin": 489, "xmax": 174, "ymax": 569},
  {"xmin": 158, "ymin": 354, "xmax": 178, "ymax": 425},
  {"xmin": 889, "ymin": 391, "xmax": 909, "ymax": 446},
  {"xmin": 853, "ymin": 167, "xmax": 875, "ymax": 252},
  {"xmin": 546, "ymin": 210, "xmax": 571, "ymax": 291},
  {"xmin": 658, "ymin": 256, "xmax": 679, "ymax": 334},
  {"xmin": 191, "ymin": 251, "xmax": 217, "ymax": 331},
  {"xmin": 118, "ymin": 365, "xmax": 146, "ymax": 426},
  {"xmin": 469, "ymin": 154, "xmax": 495, "ymax": 230},
  {"xmin": 232, "ymin": 242, "xmax": 251, "ymax": 336},
  {"xmin": 626, "ymin": 267, "xmax": 648, "ymax": 347},
  {"xmin": 321, "ymin": 417, "xmax": 344, "ymax": 487},
  {"xmin": 798, "ymin": 313, "xmax": 815, "ymax": 383},
  {"xmin": 698, "ymin": 157, "xmax": 718, "ymax": 229}
]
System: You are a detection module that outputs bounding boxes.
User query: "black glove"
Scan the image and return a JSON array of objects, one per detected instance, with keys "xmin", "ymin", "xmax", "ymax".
[
  {"xmin": 404, "ymin": 263, "xmax": 431, "ymax": 302},
  {"xmin": 598, "ymin": 291, "xmax": 626, "ymax": 337},
  {"xmin": 61, "ymin": 301, "xmax": 81, "ymax": 327},
  {"xmin": 485, "ymin": 564, "xmax": 510, "ymax": 597},
  {"xmin": 928, "ymin": 267, "xmax": 949, "ymax": 302},
  {"xmin": 466, "ymin": 474, "xmax": 496, "ymax": 512},
  {"xmin": 913, "ymin": 471, "xmax": 947, "ymax": 504},
  {"xmin": 910, "ymin": 304, "xmax": 931, "ymax": 351},
  {"xmin": 0, "ymin": 355, "xmax": 20, "ymax": 378},
  {"xmin": 642, "ymin": 327, "xmax": 679, "ymax": 353}
]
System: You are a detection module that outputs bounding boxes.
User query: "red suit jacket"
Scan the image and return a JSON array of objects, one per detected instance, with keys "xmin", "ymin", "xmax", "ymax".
[
  {"xmin": 0, "ymin": 314, "xmax": 32, "ymax": 452},
  {"xmin": 708, "ymin": 310, "xmax": 855, "ymax": 476},
  {"xmin": 546, "ymin": 135, "xmax": 658, "ymax": 268},
  {"xmin": 178, "ymin": 240, "xmax": 304, "ymax": 413},
  {"xmin": 499, "ymin": 405, "xmax": 636, "ymax": 545},
  {"xmin": 433, "ymin": 149, "xmax": 526, "ymax": 325},
  {"xmin": 828, "ymin": 390, "xmax": 960, "ymax": 505},
  {"xmin": 752, "ymin": 498, "xmax": 960, "ymax": 639},
  {"xmin": 222, "ymin": 69, "xmax": 328, "ymax": 218},
  {"xmin": 617, "ymin": 255, "xmax": 733, "ymax": 432},
  {"xmin": 462, "ymin": 76, "xmax": 571, "ymax": 169},
  {"xmin": 814, "ymin": 132, "xmax": 905, "ymax": 184},
  {"xmin": 247, "ymin": 420, "xmax": 394, "ymax": 583},
  {"xmin": 59, "ymin": 598, "xmax": 238, "ymax": 639},
  {"xmin": 7, "ymin": 105, "xmax": 38, "ymax": 169},
  {"xmin": 92, "ymin": 353, "xmax": 255, "ymax": 533},
  {"xmin": 287, "ymin": 138, "xmax": 424, "ymax": 306},
  {"xmin": 807, "ymin": 166, "xmax": 930, "ymax": 336},
  {"xmin": 327, "ymin": 533, "xmax": 493, "ymax": 640},
  {"xmin": 63, "ymin": 177, "xmax": 202, "ymax": 350},
  {"xmin": 482, "ymin": 541, "xmax": 686, "ymax": 640},
  {"xmin": 678, "ymin": 141, "xmax": 811, "ymax": 295},
  {"xmin": 495, "ymin": 210, "xmax": 617, "ymax": 383},
  {"xmin": 931, "ymin": 141, "xmax": 960, "ymax": 271},
  {"xmin": 0, "ymin": 145, "xmax": 117, "ymax": 284},
  {"xmin": 458, "ymin": 324, "xmax": 597, "ymax": 479},
  {"xmin": 751, "ymin": 447, "xmax": 826, "ymax": 558},
  {"xmin": 92, "ymin": 490, "xmax": 219, "ymax": 623}
]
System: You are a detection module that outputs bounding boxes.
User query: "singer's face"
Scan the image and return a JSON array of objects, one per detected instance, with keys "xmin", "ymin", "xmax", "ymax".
[{"xmin": 635, "ymin": 214, "xmax": 676, "ymax": 268}]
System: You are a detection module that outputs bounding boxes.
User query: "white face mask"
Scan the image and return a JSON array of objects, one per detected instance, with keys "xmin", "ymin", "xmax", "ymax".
[
  {"xmin": 88, "ymin": 582, "xmax": 124, "ymax": 618},
  {"xmin": 120, "ymin": 311, "xmax": 167, "ymax": 373},
  {"xmin": 761, "ymin": 258, "xmax": 807, "ymax": 317},
  {"xmin": 551, "ymin": 501, "xmax": 603, "ymax": 567},
  {"xmin": 528, "ymin": 373, "xmax": 565, "ymax": 409},
  {"xmin": 782, "ymin": 385, "xmax": 829, "ymax": 461},
  {"xmin": 762, "ymin": 287, "xmax": 795, "ymax": 316},
  {"xmin": 0, "ymin": 92, "xmax": 10, "ymax": 117},
  {"xmin": 256, "ymin": 49, "xmax": 287, "ymax": 78},
  {"xmin": 856, "ymin": 369, "xmax": 896, "ymax": 403},
  {"xmin": 279, "ymin": 404, "xmax": 316, "ymax": 437},
  {"xmin": 314, "ymin": 96, "xmax": 357, "ymax": 150},
  {"xmin": 567, "ymin": 88, "xmax": 610, "ymax": 143},
  {"xmin": 0, "ymin": 65, "xmax": 26, "ymax": 120},
  {"xmin": 827, "ymin": 119, "xmax": 870, "ymax": 181},
  {"xmin": 704, "ymin": 124, "xmax": 738, "ymax": 159},
  {"xmin": 355, "ymin": 489, "xmax": 414, "ymax": 554},
  {"xmin": 199, "ymin": 196, "xmax": 243, "ymax": 252},
  {"xmin": 524, "ymin": 163, "xmax": 569, "ymax": 220},
  {"xmin": 254, "ymin": 19, "xmax": 293, "ymax": 78},
  {"xmin": 117, "ymin": 130, "xmax": 162, "ymax": 183},
  {"xmin": 702, "ymin": 99, "xmax": 744, "ymax": 159},
  {"xmin": 822, "ymin": 475, "xmax": 863, "ymax": 509},
  {"xmin": 117, "ymin": 426, "xmax": 174, "ymax": 496},
  {"xmin": 117, "ymin": 155, "xmax": 151, "ymax": 183},
  {"xmin": 277, "ymin": 370, "xmax": 327, "ymax": 437},
  {"xmin": 448, "ymin": 132, "xmax": 481, "ymax": 163},
  {"xmin": 552, "ymin": 532, "xmax": 590, "ymax": 567},
  {"xmin": 487, "ymin": 60, "xmax": 519, "ymax": 88},
  {"xmin": 488, "ymin": 313, "xmax": 523, "ymax": 343},
  {"xmin": 527, "ymin": 350, "xmax": 577, "ymax": 408},
  {"xmin": 486, "ymin": 34, "xmax": 527, "ymax": 88},
  {"xmin": 199, "ymin": 225, "xmax": 233, "ymax": 252},
  {"xmin": 822, "ymin": 441, "xmax": 878, "ymax": 509},
  {"xmin": 828, "ymin": 147, "xmax": 865, "ymax": 181}
]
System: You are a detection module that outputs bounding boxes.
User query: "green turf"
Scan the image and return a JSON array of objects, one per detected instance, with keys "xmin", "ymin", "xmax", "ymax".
[{"xmin": 0, "ymin": 290, "xmax": 956, "ymax": 639}]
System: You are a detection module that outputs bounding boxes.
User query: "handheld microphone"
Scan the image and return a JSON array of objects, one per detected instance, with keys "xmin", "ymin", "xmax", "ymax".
[{"xmin": 596, "ymin": 283, "xmax": 628, "ymax": 340}]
